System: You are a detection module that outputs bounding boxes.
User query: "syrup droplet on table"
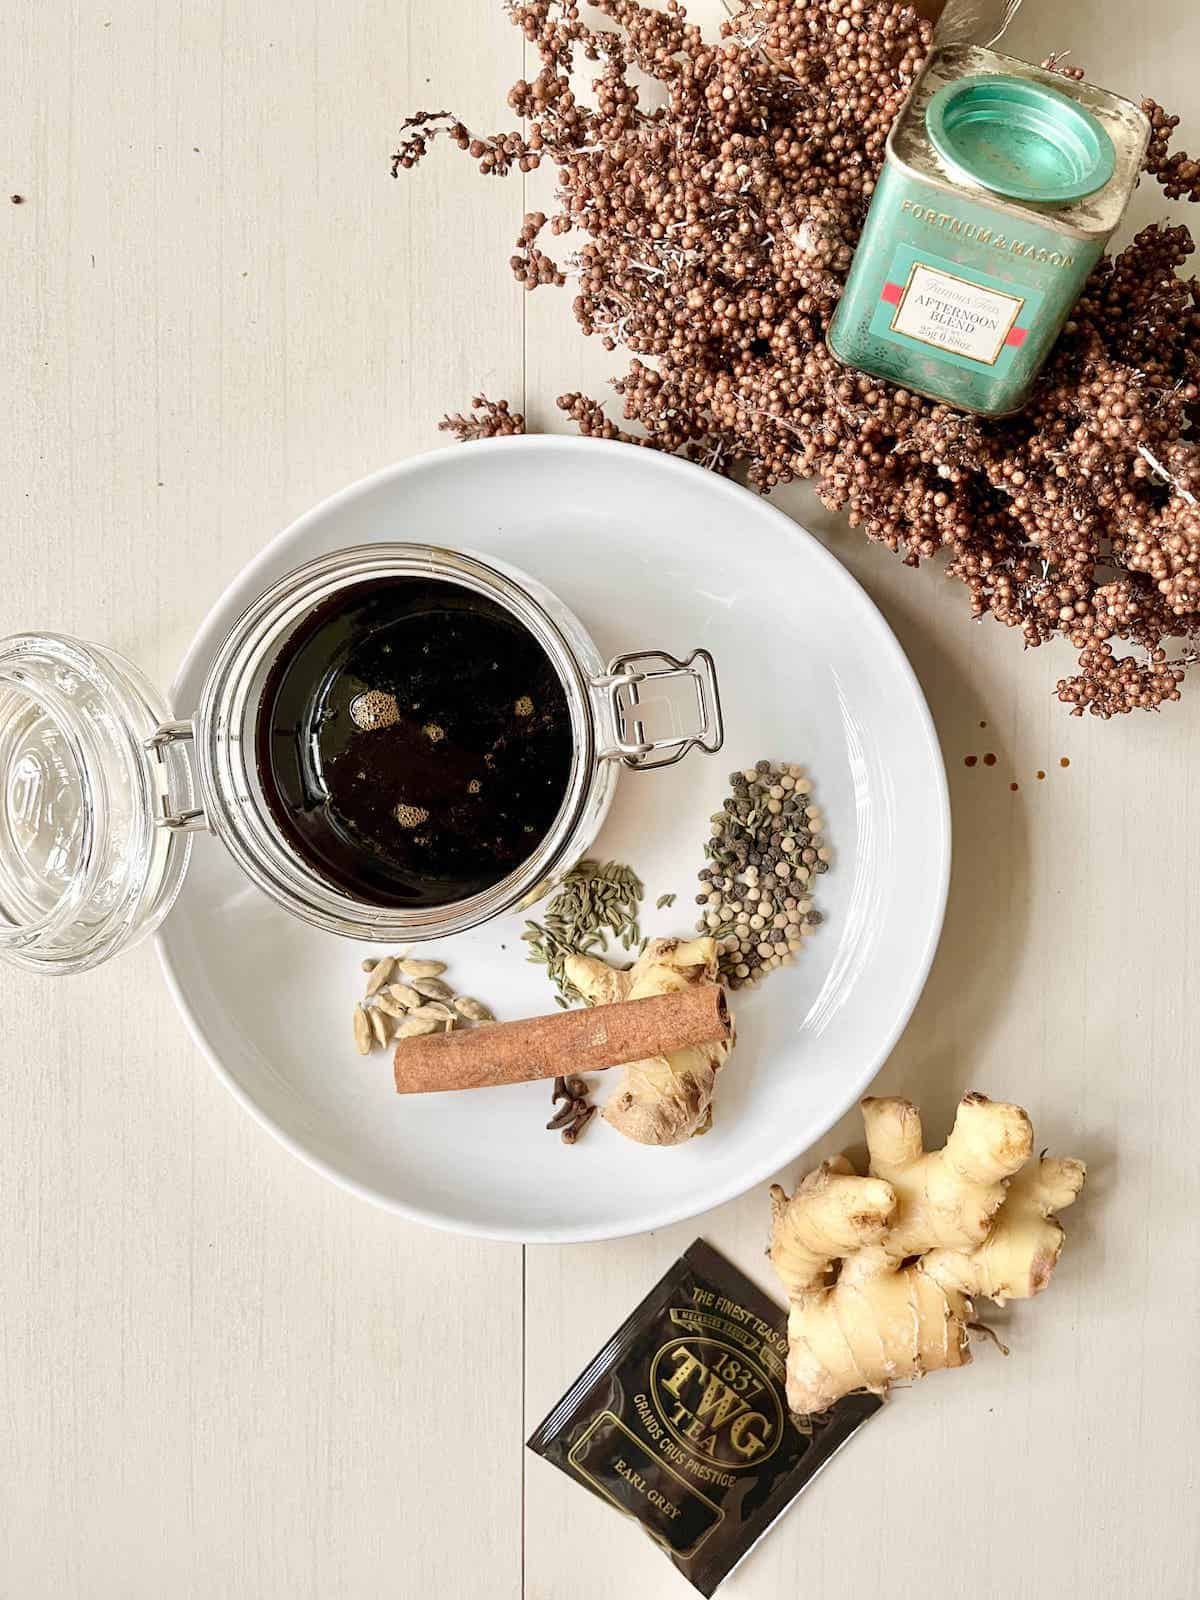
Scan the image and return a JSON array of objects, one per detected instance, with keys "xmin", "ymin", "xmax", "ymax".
[
  {"xmin": 964, "ymin": 755, "xmax": 978, "ymax": 768},
  {"xmin": 983, "ymin": 753, "xmax": 997, "ymax": 767},
  {"xmin": 1060, "ymin": 756, "xmax": 1071, "ymax": 768}
]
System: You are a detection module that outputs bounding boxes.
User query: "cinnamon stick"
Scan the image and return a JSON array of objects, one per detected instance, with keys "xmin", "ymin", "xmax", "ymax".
[{"xmin": 393, "ymin": 983, "xmax": 730, "ymax": 1095}]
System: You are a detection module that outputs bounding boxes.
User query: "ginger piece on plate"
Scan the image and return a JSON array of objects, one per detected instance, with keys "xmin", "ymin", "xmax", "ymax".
[{"xmin": 565, "ymin": 937, "xmax": 733, "ymax": 1146}]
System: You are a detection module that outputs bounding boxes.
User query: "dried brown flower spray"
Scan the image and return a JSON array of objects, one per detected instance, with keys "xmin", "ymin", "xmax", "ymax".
[{"xmin": 398, "ymin": 0, "xmax": 1200, "ymax": 717}]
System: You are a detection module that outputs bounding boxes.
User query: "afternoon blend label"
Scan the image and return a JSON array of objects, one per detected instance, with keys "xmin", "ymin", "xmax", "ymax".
[
  {"xmin": 888, "ymin": 262, "xmax": 1024, "ymax": 365},
  {"xmin": 869, "ymin": 243, "xmax": 1045, "ymax": 378}
]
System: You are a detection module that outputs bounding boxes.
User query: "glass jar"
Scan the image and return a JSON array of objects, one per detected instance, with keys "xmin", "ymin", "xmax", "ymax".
[{"xmin": 0, "ymin": 545, "xmax": 723, "ymax": 975}]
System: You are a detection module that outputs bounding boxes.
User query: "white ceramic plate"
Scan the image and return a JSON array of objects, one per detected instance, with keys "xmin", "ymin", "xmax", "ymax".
[{"xmin": 157, "ymin": 437, "xmax": 949, "ymax": 1242}]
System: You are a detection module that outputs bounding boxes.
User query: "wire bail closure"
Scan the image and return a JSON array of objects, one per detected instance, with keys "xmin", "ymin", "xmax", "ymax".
[
  {"xmin": 597, "ymin": 649, "xmax": 724, "ymax": 770},
  {"xmin": 145, "ymin": 720, "xmax": 208, "ymax": 832}
]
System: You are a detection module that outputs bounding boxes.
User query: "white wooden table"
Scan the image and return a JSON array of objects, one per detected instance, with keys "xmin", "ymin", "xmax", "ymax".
[{"xmin": 3, "ymin": 4, "xmax": 1198, "ymax": 1595}]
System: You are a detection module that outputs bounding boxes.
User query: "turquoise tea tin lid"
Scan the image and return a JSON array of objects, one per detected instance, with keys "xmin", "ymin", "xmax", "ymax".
[{"xmin": 925, "ymin": 75, "xmax": 1117, "ymax": 204}]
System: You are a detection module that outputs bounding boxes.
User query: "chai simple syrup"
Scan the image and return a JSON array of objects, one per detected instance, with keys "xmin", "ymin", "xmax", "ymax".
[{"xmin": 256, "ymin": 577, "xmax": 574, "ymax": 907}]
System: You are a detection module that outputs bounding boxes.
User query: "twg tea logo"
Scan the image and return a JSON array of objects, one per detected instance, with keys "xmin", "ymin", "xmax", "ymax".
[{"xmin": 649, "ymin": 1338, "xmax": 784, "ymax": 1470}]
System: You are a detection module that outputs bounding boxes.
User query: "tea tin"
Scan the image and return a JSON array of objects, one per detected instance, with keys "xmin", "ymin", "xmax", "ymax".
[{"xmin": 828, "ymin": 44, "xmax": 1150, "ymax": 416}]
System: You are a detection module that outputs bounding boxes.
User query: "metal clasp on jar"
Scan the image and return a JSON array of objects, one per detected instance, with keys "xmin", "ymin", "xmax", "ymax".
[
  {"xmin": 594, "ymin": 649, "xmax": 724, "ymax": 770},
  {"xmin": 145, "ymin": 720, "xmax": 208, "ymax": 832}
]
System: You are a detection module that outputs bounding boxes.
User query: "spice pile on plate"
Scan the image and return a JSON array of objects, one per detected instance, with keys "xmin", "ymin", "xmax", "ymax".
[
  {"xmin": 522, "ymin": 858, "xmax": 645, "ymax": 1005},
  {"xmin": 352, "ymin": 954, "xmax": 494, "ymax": 1054},
  {"xmin": 399, "ymin": 0, "xmax": 1200, "ymax": 718},
  {"xmin": 698, "ymin": 761, "xmax": 829, "ymax": 989}
]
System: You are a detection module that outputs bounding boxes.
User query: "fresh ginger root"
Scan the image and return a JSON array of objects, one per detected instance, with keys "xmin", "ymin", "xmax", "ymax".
[
  {"xmin": 564, "ymin": 937, "xmax": 732, "ymax": 1145},
  {"xmin": 769, "ymin": 1094, "xmax": 1085, "ymax": 1415},
  {"xmin": 922, "ymin": 1153, "xmax": 1088, "ymax": 1302},
  {"xmin": 860, "ymin": 1093, "xmax": 1034, "ymax": 1261}
]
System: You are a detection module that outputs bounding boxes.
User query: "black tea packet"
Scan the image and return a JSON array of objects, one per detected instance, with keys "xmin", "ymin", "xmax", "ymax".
[{"xmin": 527, "ymin": 1239, "xmax": 881, "ymax": 1596}]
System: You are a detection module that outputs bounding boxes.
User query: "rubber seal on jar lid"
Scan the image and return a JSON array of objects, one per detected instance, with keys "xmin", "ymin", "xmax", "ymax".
[
  {"xmin": 925, "ymin": 74, "xmax": 1116, "ymax": 203},
  {"xmin": 0, "ymin": 633, "xmax": 194, "ymax": 974}
]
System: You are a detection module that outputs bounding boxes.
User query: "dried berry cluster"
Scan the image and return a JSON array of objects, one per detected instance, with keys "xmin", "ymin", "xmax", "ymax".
[
  {"xmin": 398, "ymin": 0, "xmax": 1200, "ymax": 716},
  {"xmin": 439, "ymin": 394, "xmax": 527, "ymax": 441}
]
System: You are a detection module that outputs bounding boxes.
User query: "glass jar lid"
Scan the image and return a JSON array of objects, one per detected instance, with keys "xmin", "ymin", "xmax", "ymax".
[
  {"xmin": 0, "ymin": 634, "xmax": 195, "ymax": 973},
  {"xmin": 925, "ymin": 75, "xmax": 1117, "ymax": 204}
]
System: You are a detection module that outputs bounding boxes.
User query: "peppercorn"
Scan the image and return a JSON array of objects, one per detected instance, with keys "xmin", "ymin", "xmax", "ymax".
[{"xmin": 687, "ymin": 757, "xmax": 831, "ymax": 986}]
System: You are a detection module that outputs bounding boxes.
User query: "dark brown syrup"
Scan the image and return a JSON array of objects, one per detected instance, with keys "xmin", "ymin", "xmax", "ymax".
[{"xmin": 256, "ymin": 577, "xmax": 574, "ymax": 907}]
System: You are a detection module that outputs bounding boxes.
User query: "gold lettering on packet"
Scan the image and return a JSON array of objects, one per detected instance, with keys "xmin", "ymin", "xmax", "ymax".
[
  {"xmin": 566, "ymin": 1410, "xmax": 727, "ymax": 1559},
  {"xmin": 613, "ymin": 1456, "xmax": 684, "ymax": 1519},
  {"xmin": 669, "ymin": 1306, "xmax": 788, "ymax": 1382},
  {"xmin": 649, "ymin": 1338, "xmax": 783, "ymax": 1470},
  {"xmin": 898, "ymin": 199, "xmax": 1076, "ymax": 269}
]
